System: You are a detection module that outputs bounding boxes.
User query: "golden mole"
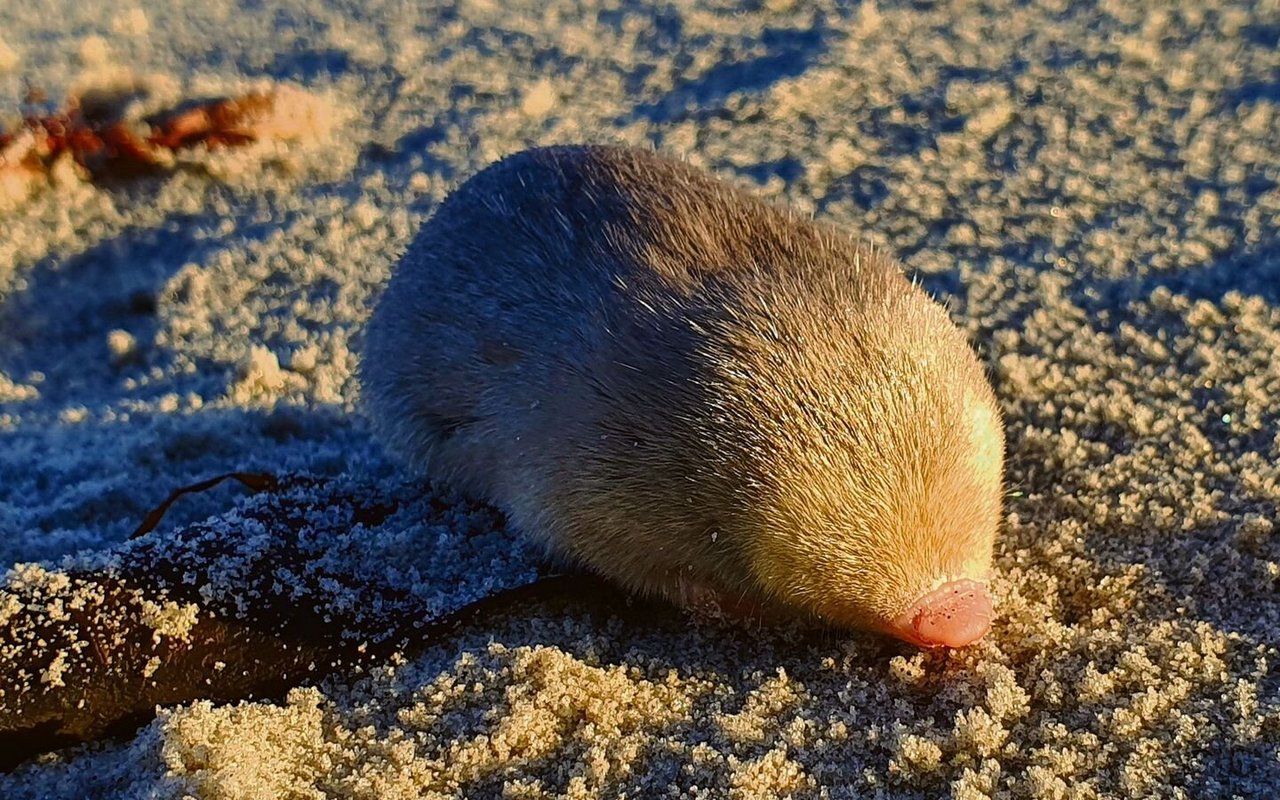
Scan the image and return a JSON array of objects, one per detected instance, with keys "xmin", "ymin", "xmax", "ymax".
[{"xmin": 360, "ymin": 145, "xmax": 1005, "ymax": 648}]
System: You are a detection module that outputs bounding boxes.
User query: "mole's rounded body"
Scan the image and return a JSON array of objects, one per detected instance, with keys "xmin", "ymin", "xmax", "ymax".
[{"xmin": 361, "ymin": 145, "xmax": 1004, "ymax": 647}]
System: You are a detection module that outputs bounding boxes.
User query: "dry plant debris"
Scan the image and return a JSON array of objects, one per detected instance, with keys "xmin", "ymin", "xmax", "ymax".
[
  {"xmin": 0, "ymin": 474, "xmax": 626, "ymax": 772},
  {"xmin": 0, "ymin": 83, "xmax": 328, "ymax": 207}
]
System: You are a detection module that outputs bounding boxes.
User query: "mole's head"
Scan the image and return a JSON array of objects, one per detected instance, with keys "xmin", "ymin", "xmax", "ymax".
[{"xmin": 705, "ymin": 264, "xmax": 1005, "ymax": 648}]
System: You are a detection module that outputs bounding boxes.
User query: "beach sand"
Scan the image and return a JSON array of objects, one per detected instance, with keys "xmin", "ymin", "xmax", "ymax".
[{"xmin": 1, "ymin": 0, "xmax": 1278, "ymax": 797}]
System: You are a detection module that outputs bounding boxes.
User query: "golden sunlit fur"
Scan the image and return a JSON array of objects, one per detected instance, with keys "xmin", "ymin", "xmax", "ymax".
[{"xmin": 361, "ymin": 145, "xmax": 1005, "ymax": 634}]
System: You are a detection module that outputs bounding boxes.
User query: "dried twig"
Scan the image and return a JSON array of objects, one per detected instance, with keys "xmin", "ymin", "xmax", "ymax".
[{"xmin": 0, "ymin": 475, "xmax": 630, "ymax": 772}]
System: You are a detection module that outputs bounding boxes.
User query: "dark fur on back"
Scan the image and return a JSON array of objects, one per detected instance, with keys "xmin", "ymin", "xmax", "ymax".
[{"xmin": 361, "ymin": 145, "xmax": 1004, "ymax": 631}]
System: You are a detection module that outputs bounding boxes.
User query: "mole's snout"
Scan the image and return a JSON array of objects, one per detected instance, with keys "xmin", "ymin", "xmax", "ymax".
[{"xmin": 892, "ymin": 579, "xmax": 993, "ymax": 648}]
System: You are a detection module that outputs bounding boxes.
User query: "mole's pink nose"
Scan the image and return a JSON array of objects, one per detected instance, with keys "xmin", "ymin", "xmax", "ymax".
[{"xmin": 892, "ymin": 579, "xmax": 993, "ymax": 648}]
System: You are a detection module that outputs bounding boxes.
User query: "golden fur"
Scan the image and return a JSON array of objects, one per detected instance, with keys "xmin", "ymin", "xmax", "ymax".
[{"xmin": 361, "ymin": 145, "xmax": 1004, "ymax": 633}]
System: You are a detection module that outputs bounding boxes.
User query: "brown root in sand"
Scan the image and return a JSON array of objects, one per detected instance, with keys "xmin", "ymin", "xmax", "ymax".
[
  {"xmin": 0, "ymin": 475, "xmax": 626, "ymax": 773},
  {"xmin": 0, "ymin": 83, "xmax": 329, "ymax": 206}
]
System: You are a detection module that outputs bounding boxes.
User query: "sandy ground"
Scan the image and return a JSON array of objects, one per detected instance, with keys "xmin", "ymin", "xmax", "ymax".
[{"xmin": 1, "ymin": 0, "xmax": 1278, "ymax": 797}]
